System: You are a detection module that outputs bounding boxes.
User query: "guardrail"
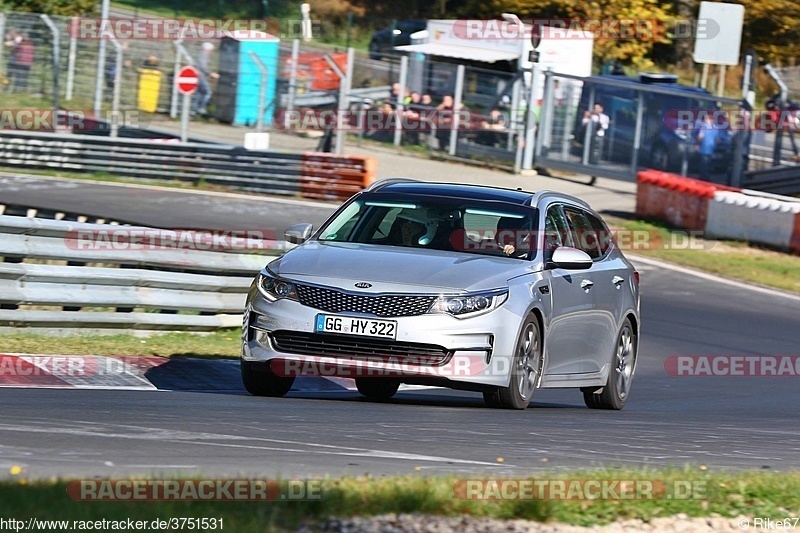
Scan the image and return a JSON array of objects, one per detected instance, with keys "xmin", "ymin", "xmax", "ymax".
[
  {"xmin": 0, "ymin": 131, "xmax": 376, "ymax": 201},
  {"xmin": 743, "ymin": 165, "xmax": 800, "ymax": 196},
  {"xmin": 0, "ymin": 215, "xmax": 281, "ymax": 331}
]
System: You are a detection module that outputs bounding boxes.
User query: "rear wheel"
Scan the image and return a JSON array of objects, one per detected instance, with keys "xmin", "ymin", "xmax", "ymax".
[
  {"xmin": 483, "ymin": 315, "xmax": 543, "ymax": 410},
  {"xmin": 583, "ymin": 318, "xmax": 636, "ymax": 410},
  {"xmin": 355, "ymin": 378, "xmax": 400, "ymax": 401},
  {"xmin": 241, "ymin": 360, "xmax": 294, "ymax": 397}
]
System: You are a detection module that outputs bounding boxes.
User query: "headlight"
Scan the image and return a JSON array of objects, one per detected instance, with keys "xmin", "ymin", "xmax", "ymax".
[
  {"xmin": 428, "ymin": 290, "xmax": 508, "ymax": 318},
  {"xmin": 256, "ymin": 272, "xmax": 298, "ymax": 302}
]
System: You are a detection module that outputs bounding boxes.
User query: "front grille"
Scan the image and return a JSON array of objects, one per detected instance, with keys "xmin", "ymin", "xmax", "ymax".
[
  {"xmin": 295, "ymin": 284, "xmax": 437, "ymax": 317},
  {"xmin": 269, "ymin": 331, "xmax": 451, "ymax": 366}
]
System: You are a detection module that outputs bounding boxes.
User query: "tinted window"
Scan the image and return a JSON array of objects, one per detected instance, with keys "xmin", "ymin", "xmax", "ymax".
[
  {"xmin": 317, "ymin": 196, "xmax": 537, "ymax": 259},
  {"xmin": 544, "ymin": 205, "xmax": 572, "ymax": 260},
  {"xmin": 586, "ymin": 212, "xmax": 612, "ymax": 255},
  {"xmin": 564, "ymin": 208, "xmax": 601, "ymax": 260}
]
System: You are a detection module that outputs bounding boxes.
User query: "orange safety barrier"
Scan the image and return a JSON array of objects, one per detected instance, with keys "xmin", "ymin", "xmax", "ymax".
[
  {"xmin": 299, "ymin": 153, "xmax": 377, "ymax": 201},
  {"xmin": 635, "ymin": 170, "xmax": 737, "ymax": 231}
]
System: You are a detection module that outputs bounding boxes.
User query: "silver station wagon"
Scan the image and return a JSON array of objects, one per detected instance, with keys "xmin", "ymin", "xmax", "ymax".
[{"xmin": 242, "ymin": 180, "xmax": 640, "ymax": 410}]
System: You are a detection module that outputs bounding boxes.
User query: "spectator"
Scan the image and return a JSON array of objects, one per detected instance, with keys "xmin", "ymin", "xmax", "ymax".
[
  {"xmin": 436, "ymin": 94, "xmax": 454, "ymax": 150},
  {"xmin": 192, "ymin": 42, "xmax": 219, "ymax": 116},
  {"xmin": 478, "ymin": 108, "xmax": 507, "ymax": 147},
  {"xmin": 104, "ymin": 41, "xmax": 131, "ymax": 100},
  {"xmin": 4, "ymin": 30, "xmax": 22, "ymax": 93},
  {"xmin": 409, "ymin": 91, "xmax": 421, "ymax": 106},
  {"xmin": 694, "ymin": 113, "xmax": 721, "ymax": 180},
  {"xmin": 421, "ymin": 94, "xmax": 432, "ymax": 106},
  {"xmin": 13, "ymin": 33, "xmax": 34, "ymax": 92},
  {"xmin": 582, "ymin": 103, "xmax": 609, "ymax": 165}
]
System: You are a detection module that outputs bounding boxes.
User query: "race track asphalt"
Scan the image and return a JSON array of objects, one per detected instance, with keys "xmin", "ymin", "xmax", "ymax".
[{"xmin": 1, "ymin": 175, "xmax": 799, "ymax": 479}]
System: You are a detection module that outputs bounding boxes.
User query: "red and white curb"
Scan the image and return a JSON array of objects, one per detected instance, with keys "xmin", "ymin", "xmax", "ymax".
[
  {"xmin": 0, "ymin": 354, "xmax": 160, "ymax": 390},
  {"xmin": 637, "ymin": 170, "xmax": 800, "ymax": 253},
  {"xmin": 0, "ymin": 354, "xmax": 433, "ymax": 393}
]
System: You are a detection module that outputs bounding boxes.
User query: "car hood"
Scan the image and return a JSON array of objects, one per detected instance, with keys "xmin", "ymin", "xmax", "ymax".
[{"xmin": 267, "ymin": 241, "xmax": 527, "ymax": 293}]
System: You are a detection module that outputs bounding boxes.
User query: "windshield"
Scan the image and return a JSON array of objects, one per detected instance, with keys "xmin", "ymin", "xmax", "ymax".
[{"xmin": 316, "ymin": 196, "xmax": 537, "ymax": 259}]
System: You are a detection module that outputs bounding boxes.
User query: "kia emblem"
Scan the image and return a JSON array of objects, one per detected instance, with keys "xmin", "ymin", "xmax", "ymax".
[{"xmin": 355, "ymin": 282, "xmax": 372, "ymax": 288}]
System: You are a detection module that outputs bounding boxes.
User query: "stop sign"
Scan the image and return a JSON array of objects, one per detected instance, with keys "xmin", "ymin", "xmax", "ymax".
[{"xmin": 177, "ymin": 66, "xmax": 199, "ymax": 95}]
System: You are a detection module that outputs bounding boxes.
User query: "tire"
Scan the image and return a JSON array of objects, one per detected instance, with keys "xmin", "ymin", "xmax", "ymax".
[
  {"xmin": 583, "ymin": 318, "xmax": 636, "ymax": 410},
  {"xmin": 483, "ymin": 314, "xmax": 543, "ymax": 410},
  {"xmin": 355, "ymin": 377, "xmax": 400, "ymax": 400},
  {"xmin": 241, "ymin": 360, "xmax": 294, "ymax": 397}
]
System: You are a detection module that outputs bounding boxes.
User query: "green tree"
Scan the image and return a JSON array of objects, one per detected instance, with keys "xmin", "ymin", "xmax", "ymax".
[{"xmin": 1, "ymin": 0, "xmax": 97, "ymax": 15}]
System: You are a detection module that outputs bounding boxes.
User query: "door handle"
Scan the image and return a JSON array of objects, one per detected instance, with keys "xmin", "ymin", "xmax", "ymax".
[
  {"xmin": 580, "ymin": 279, "xmax": 594, "ymax": 290},
  {"xmin": 612, "ymin": 276, "xmax": 625, "ymax": 287}
]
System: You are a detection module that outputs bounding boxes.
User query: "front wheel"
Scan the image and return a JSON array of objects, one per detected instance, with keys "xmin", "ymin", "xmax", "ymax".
[
  {"xmin": 583, "ymin": 318, "xmax": 636, "ymax": 410},
  {"xmin": 241, "ymin": 360, "xmax": 294, "ymax": 397},
  {"xmin": 355, "ymin": 377, "xmax": 400, "ymax": 401},
  {"xmin": 483, "ymin": 315, "xmax": 543, "ymax": 410}
]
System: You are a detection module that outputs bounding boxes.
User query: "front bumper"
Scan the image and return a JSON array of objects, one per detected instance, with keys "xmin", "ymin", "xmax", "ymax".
[{"xmin": 242, "ymin": 291, "xmax": 523, "ymax": 389}]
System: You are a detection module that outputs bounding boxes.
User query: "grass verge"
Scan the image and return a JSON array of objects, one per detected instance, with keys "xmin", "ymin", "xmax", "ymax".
[
  {"xmin": 0, "ymin": 469, "xmax": 798, "ymax": 531},
  {"xmin": 608, "ymin": 217, "xmax": 800, "ymax": 295},
  {"xmin": 0, "ymin": 329, "xmax": 240, "ymax": 359}
]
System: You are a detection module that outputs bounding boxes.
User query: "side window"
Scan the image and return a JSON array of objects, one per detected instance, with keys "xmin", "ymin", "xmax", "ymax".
[
  {"xmin": 544, "ymin": 205, "xmax": 571, "ymax": 259},
  {"xmin": 564, "ymin": 208, "xmax": 602, "ymax": 260},
  {"xmin": 586, "ymin": 212, "xmax": 612, "ymax": 256}
]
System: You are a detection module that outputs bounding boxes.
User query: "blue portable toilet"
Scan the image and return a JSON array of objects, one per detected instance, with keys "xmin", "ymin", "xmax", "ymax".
[{"xmin": 215, "ymin": 30, "xmax": 280, "ymax": 127}]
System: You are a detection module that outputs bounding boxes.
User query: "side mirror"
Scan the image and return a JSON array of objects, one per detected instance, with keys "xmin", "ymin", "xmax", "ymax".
[
  {"xmin": 549, "ymin": 247, "xmax": 593, "ymax": 270},
  {"xmin": 284, "ymin": 223, "xmax": 313, "ymax": 244}
]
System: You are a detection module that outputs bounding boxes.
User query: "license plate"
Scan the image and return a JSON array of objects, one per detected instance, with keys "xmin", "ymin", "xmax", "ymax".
[{"xmin": 315, "ymin": 314, "xmax": 397, "ymax": 340}]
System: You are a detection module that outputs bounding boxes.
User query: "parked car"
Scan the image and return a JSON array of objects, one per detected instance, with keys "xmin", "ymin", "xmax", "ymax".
[
  {"xmin": 571, "ymin": 73, "xmax": 735, "ymax": 175},
  {"xmin": 242, "ymin": 179, "xmax": 641, "ymax": 410},
  {"xmin": 369, "ymin": 20, "xmax": 427, "ymax": 60}
]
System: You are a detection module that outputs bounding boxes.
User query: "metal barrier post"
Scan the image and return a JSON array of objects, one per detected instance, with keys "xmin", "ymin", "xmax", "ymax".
[
  {"xmin": 66, "ymin": 18, "xmax": 78, "ymax": 101},
  {"xmin": 248, "ymin": 51, "xmax": 268, "ymax": 133},
  {"xmin": 40, "ymin": 15, "xmax": 60, "ymax": 114},
  {"xmin": 109, "ymin": 39, "xmax": 123, "ymax": 138},
  {"xmin": 630, "ymin": 91, "xmax": 645, "ymax": 173},
  {"xmin": 0, "ymin": 13, "xmax": 5, "ymax": 76},
  {"xmin": 523, "ymin": 64, "xmax": 542, "ymax": 170},
  {"xmin": 581, "ymin": 85, "xmax": 595, "ymax": 165},
  {"xmin": 171, "ymin": 41, "xmax": 194, "ymax": 119},
  {"xmin": 449, "ymin": 64, "xmax": 465, "ymax": 156},
  {"xmin": 541, "ymin": 70, "xmax": 556, "ymax": 152},
  {"xmin": 94, "ymin": 0, "xmax": 110, "ymax": 116},
  {"xmin": 331, "ymin": 47, "xmax": 354, "ymax": 155},
  {"xmin": 285, "ymin": 39, "xmax": 299, "ymax": 129},
  {"xmin": 394, "ymin": 55, "xmax": 408, "ymax": 146},
  {"xmin": 508, "ymin": 79, "xmax": 521, "ymax": 150},
  {"xmin": 765, "ymin": 64, "xmax": 788, "ymax": 166}
]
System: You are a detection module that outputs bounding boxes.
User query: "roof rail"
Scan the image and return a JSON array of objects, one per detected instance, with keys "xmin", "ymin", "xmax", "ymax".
[
  {"xmin": 364, "ymin": 177, "xmax": 420, "ymax": 192},
  {"xmin": 531, "ymin": 190, "xmax": 591, "ymax": 209}
]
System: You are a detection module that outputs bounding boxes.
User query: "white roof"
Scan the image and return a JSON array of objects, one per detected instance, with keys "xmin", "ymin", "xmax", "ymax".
[{"xmin": 394, "ymin": 42, "xmax": 519, "ymax": 63}]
